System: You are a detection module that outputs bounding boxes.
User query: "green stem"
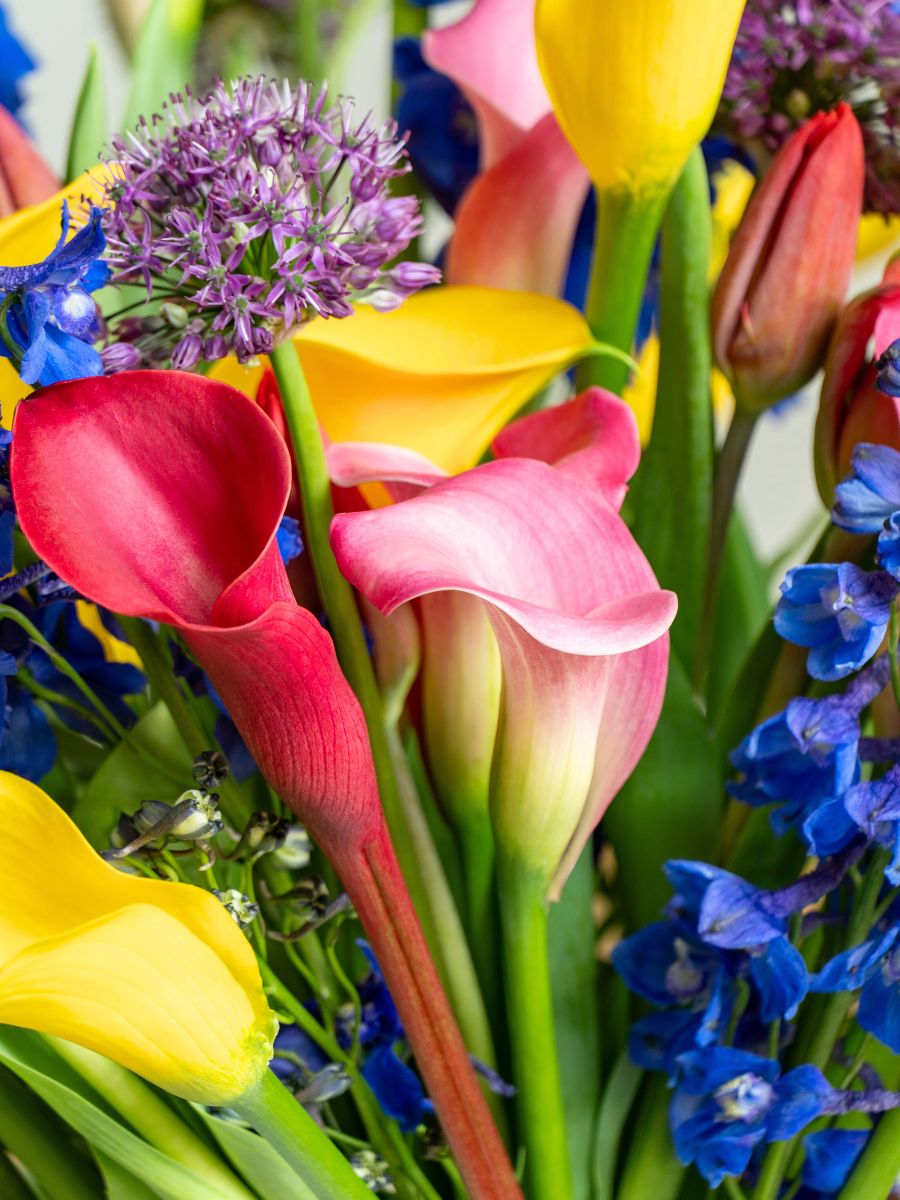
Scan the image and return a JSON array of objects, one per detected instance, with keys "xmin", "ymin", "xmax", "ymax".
[
  {"xmin": 577, "ymin": 187, "xmax": 669, "ymax": 394},
  {"xmin": 49, "ymin": 1041, "xmax": 254, "ymax": 1200},
  {"xmin": 693, "ymin": 410, "xmax": 759, "ymax": 692},
  {"xmin": 838, "ymin": 1108, "xmax": 900, "ymax": 1200},
  {"xmin": 456, "ymin": 807, "xmax": 501, "ymax": 1013},
  {"xmin": 233, "ymin": 1071, "xmax": 372, "ymax": 1200},
  {"xmin": 614, "ymin": 1075, "xmax": 685, "ymax": 1200},
  {"xmin": 295, "ymin": 0, "xmax": 323, "ymax": 83},
  {"xmin": 0, "ymin": 1065, "xmax": 98, "ymax": 1200},
  {"xmin": 723, "ymin": 1177, "xmax": 748, "ymax": 1200},
  {"xmin": 497, "ymin": 851, "xmax": 572, "ymax": 1200},
  {"xmin": 0, "ymin": 1151, "xmax": 32, "ymax": 1200}
]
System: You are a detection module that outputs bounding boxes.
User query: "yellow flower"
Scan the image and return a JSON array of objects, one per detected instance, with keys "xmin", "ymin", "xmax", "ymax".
[
  {"xmin": 535, "ymin": 0, "xmax": 745, "ymax": 196},
  {"xmin": 211, "ymin": 286, "xmax": 597, "ymax": 473},
  {"xmin": 74, "ymin": 601, "xmax": 142, "ymax": 668},
  {"xmin": 0, "ymin": 772, "xmax": 275, "ymax": 1105}
]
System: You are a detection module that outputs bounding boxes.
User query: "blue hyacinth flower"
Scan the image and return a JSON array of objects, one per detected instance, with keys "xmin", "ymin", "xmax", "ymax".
[
  {"xmin": 774, "ymin": 562, "xmax": 899, "ymax": 681},
  {"xmin": 833, "ymin": 444, "xmax": 900, "ymax": 534}
]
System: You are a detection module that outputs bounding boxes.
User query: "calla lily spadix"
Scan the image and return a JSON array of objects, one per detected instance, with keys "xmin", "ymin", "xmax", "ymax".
[
  {"xmin": 12, "ymin": 371, "xmax": 522, "ymax": 1200},
  {"xmin": 0, "ymin": 771, "xmax": 275, "ymax": 1105}
]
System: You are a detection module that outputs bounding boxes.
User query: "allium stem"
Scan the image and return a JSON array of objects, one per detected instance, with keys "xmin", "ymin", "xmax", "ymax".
[
  {"xmin": 496, "ymin": 849, "xmax": 574, "ymax": 1200},
  {"xmin": 332, "ymin": 828, "xmax": 523, "ymax": 1200},
  {"xmin": 577, "ymin": 187, "xmax": 668, "ymax": 394}
]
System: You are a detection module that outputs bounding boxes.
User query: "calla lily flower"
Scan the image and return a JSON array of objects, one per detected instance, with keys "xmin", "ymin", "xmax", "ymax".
[
  {"xmin": 0, "ymin": 770, "xmax": 275, "ymax": 1105},
  {"xmin": 332, "ymin": 456, "xmax": 675, "ymax": 897},
  {"xmin": 422, "ymin": 0, "xmax": 549, "ymax": 169},
  {"xmin": 534, "ymin": 0, "xmax": 744, "ymax": 197},
  {"xmin": 210, "ymin": 285, "xmax": 597, "ymax": 473},
  {"xmin": 12, "ymin": 370, "xmax": 522, "ymax": 1200}
]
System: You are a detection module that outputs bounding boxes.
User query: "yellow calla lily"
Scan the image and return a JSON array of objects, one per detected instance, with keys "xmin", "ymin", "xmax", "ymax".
[
  {"xmin": 211, "ymin": 286, "xmax": 597, "ymax": 473},
  {"xmin": 535, "ymin": 0, "xmax": 745, "ymax": 197},
  {"xmin": 0, "ymin": 772, "xmax": 275, "ymax": 1105}
]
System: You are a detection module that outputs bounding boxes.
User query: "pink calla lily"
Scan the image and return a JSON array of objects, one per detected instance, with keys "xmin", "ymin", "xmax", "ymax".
[
  {"xmin": 331, "ymin": 456, "xmax": 675, "ymax": 896},
  {"xmin": 12, "ymin": 371, "xmax": 522, "ymax": 1200}
]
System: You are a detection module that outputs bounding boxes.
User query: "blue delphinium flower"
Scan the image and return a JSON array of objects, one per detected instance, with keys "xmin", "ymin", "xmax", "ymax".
[
  {"xmin": 833, "ymin": 444, "xmax": 900, "ymax": 534},
  {"xmin": 800, "ymin": 1129, "xmax": 869, "ymax": 1197},
  {"xmin": 276, "ymin": 516, "xmax": 303, "ymax": 565},
  {"xmin": 844, "ymin": 765, "xmax": 900, "ymax": 883},
  {"xmin": 670, "ymin": 1046, "xmax": 834, "ymax": 1187},
  {"xmin": 774, "ymin": 562, "xmax": 898, "ymax": 681},
  {"xmin": 0, "ymin": 5, "xmax": 35, "ymax": 116},
  {"xmin": 0, "ymin": 203, "xmax": 108, "ymax": 386},
  {"xmin": 876, "ymin": 338, "xmax": 900, "ymax": 399},
  {"xmin": 812, "ymin": 927, "xmax": 900, "ymax": 1052}
]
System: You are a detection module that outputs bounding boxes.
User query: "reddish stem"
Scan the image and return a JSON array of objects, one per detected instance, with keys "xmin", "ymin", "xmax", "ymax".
[{"xmin": 327, "ymin": 826, "xmax": 522, "ymax": 1200}]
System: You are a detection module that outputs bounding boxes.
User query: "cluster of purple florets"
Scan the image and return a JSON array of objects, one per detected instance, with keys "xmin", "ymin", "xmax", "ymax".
[
  {"xmin": 718, "ymin": 0, "xmax": 900, "ymax": 214},
  {"xmin": 100, "ymin": 77, "xmax": 440, "ymax": 368}
]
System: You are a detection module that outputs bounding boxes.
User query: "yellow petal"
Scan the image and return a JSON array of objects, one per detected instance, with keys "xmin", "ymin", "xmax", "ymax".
[
  {"xmin": 0, "ymin": 773, "xmax": 275, "ymax": 1104},
  {"xmin": 75, "ymin": 601, "xmax": 143, "ymax": 668},
  {"xmin": 211, "ymin": 286, "xmax": 596, "ymax": 473},
  {"xmin": 621, "ymin": 334, "xmax": 658, "ymax": 445},
  {"xmin": 0, "ymin": 168, "xmax": 112, "ymax": 268},
  {"xmin": 535, "ymin": 0, "xmax": 745, "ymax": 196},
  {"xmin": 710, "ymin": 161, "xmax": 755, "ymax": 281},
  {"xmin": 857, "ymin": 212, "xmax": 900, "ymax": 263}
]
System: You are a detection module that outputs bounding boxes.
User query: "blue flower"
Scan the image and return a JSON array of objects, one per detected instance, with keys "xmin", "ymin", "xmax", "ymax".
[
  {"xmin": 729, "ymin": 696, "xmax": 860, "ymax": 844},
  {"xmin": 832, "ymin": 444, "xmax": 900, "ymax": 534},
  {"xmin": 812, "ymin": 928, "xmax": 900, "ymax": 1052},
  {"xmin": 801, "ymin": 1129, "xmax": 868, "ymax": 1197},
  {"xmin": 844, "ymin": 765, "xmax": 900, "ymax": 883},
  {"xmin": 774, "ymin": 563, "xmax": 898, "ymax": 681},
  {"xmin": 670, "ymin": 1046, "xmax": 834, "ymax": 1187},
  {"xmin": 0, "ymin": 203, "xmax": 109, "ymax": 386},
  {"xmin": 876, "ymin": 338, "xmax": 900, "ymax": 399},
  {"xmin": 276, "ymin": 516, "xmax": 303, "ymax": 565},
  {"xmin": 877, "ymin": 511, "xmax": 900, "ymax": 578},
  {"xmin": 394, "ymin": 38, "xmax": 479, "ymax": 216},
  {"xmin": 0, "ymin": 5, "xmax": 35, "ymax": 116}
]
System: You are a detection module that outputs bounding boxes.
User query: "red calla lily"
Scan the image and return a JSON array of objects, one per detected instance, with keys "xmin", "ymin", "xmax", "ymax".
[{"xmin": 11, "ymin": 370, "xmax": 521, "ymax": 1200}]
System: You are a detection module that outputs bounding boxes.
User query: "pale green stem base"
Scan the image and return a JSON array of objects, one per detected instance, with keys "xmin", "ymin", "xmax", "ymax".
[
  {"xmin": 50, "ymin": 1041, "xmax": 254, "ymax": 1200},
  {"xmin": 233, "ymin": 1070, "xmax": 372, "ymax": 1200},
  {"xmin": 497, "ymin": 851, "xmax": 573, "ymax": 1200},
  {"xmin": 577, "ymin": 187, "xmax": 669, "ymax": 395}
]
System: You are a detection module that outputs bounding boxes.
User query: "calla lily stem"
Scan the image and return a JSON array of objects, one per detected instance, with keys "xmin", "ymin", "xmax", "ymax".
[
  {"xmin": 233, "ymin": 1070, "xmax": 373, "ymax": 1200},
  {"xmin": 577, "ymin": 188, "xmax": 668, "ymax": 395},
  {"xmin": 496, "ymin": 850, "xmax": 573, "ymax": 1200}
]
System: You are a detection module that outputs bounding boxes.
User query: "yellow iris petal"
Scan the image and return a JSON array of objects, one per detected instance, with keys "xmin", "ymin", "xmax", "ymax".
[
  {"xmin": 0, "ymin": 773, "xmax": 275, "ymax": 1104},
  {"xmin": 535, "ymin": 0, "xmax": 745, "ymax": 196},
  {"xmin": 211, "ymin": 287, "xmax": 596, "ymax": 473}
]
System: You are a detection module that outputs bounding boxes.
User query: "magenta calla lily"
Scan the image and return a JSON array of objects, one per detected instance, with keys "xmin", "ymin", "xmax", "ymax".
[
  {"xmin": 331, "ymin": 456, "xmax": 675, "ymax": 895},
  {"xmin": 11, "ymin": 371, "xmax": 522, "ymax": 1200}
]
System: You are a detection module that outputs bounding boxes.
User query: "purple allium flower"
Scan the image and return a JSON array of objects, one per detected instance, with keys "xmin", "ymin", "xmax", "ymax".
[
  {"xmin": 717, "ymin": 1, "xmax": 900, "ymax": 214},
  {"xmin": 101, "ymin": 77, "xmax": 439, "ymax": 366}
]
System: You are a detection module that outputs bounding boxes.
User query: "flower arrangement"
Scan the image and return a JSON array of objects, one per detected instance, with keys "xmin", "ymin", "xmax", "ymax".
[{"xmin": 0, "ymin": 1, "xmax": 898, "ymax": 1198}]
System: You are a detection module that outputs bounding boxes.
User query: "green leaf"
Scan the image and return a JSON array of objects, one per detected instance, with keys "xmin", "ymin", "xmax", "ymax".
[
  {"xmin": 632, "ymin": 147, "xmax": 714, "ymax": 672},
  {"xmin": 591, "ymin": 1054, "xmax": 643, "ymax": 1200},
  {"xmin": 0, "ymin": 1038, "xmax": 235, "ymax": 1200},
  {"xmin": 73, "ymin": 701, "xmax": 193, "ymax": 848},
  {"xmin": 123, "ymin": 0, "xmax": 203, "ymax": 130},
  {"xmin": 198, "ymin": 1109, "xmax": 317, "ymax": 1200},
  {"xmin": 65, "ymin": 45, "xmax": 108, "ymax": 182},
  {"xmin": 604, "ymin": 654, "xmax": 722, "ymax": 932},
  {"xmin": 94, "ymin": 1150, "xmax": 161, "ymax": 1200}
]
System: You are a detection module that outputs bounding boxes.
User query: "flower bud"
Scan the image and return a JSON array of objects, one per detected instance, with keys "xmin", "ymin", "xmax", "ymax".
[
  {"xmin": 814, "ymin": 259, "xmax": 900, "ymax": 502},
  {"xmin": 712, "ymin": 105, "xmax": 865, "ymax": 413}
]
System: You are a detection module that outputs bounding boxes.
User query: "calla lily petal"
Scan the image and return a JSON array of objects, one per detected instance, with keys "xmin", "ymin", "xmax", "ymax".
[
  {"xmin": 422, "ymin": 0, "xmax": 549, "ymax": 168},
  {"xmin": 332, "ymin": 458, "xmax": 675, "ymax": 891},
  {"xmin": 0, "ymin": 771, "xmax": 274, "ymax": 1105},
  {"xmin": 491, "ymin": 387, "xmax": 640, "ymax": 509},
  {"xmin": 12, "ymin": 371, "xmax": 521, "ymax": 1200},
  {"xmin": 446, "ymin": 113, "xmax": 589, "ymax": 295},
  {"xmin": 210, "ymin": 286, "xmax": 596, "ymax": 474}
]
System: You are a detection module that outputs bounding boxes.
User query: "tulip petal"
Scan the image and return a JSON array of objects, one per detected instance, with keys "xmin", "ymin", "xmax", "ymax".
[
  {"xmin": 210, "ymin": 287, "xmax": 596, "ymax": 473},
  {"xmin": 0, "ymin": 772, "xmax": 274, "ymax": 1103},
  {"xmin": 423, "ymin": 0, "xmax": 550, "ymax": 168},
  {"xmin": 0, "ymin": 106, "xmax": 59, "ymax": 217},
  {"xmin": 446, "ymin": 113, "xmax": 589, "ymax": 295},
  {"xmin": 491, "ymin": 388, "xmax": 640, "ymax": 509}
]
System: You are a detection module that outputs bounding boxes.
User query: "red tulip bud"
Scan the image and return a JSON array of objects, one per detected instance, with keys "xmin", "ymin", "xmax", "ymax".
[
  {"xmin": 712, "ymin": 104, "xmax": 864, "ymax": 413},
  {"xmin": 0, "ymin": 106, "xmax": 58, "ymax": 216},
  {"xmin": 814, "ymin": 258, "xmax": 900, "ymax": 502}
]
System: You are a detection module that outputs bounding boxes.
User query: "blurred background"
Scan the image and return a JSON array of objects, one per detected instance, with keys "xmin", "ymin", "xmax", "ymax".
[{"xmin": 4, "ymin": 0, "xmax": 891, "ymax": 567}]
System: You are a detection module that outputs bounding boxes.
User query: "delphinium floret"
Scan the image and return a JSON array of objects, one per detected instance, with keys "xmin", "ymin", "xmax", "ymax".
[{"xmin": 100, "ymin": 77, "xmax": 441, "ymax": 368}]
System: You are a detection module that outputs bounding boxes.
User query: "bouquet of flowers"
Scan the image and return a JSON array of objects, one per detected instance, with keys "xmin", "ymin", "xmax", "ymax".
[{"xmin": 0, "ymin": 0, "xmax": 899, "ymax": 1197}]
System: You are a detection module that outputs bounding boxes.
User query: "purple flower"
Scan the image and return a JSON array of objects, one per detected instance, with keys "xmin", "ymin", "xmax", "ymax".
[
  {"xmin": 717, "ymin": 1, "xmax": 900, "ymax": 214},
  {"xmin": 102, "ymin": 78, "xmax": 439, "ymax": 367}
]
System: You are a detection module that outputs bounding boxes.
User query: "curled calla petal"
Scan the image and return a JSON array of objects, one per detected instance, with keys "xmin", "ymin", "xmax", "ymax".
[
  {"xmin": 491, "ymin": 388, "xmax": 640, "ymax": 509},
  {"xmin": 0, "ymin": 106, "xmax": 59, "ymax": 217},
  {"xmin": 0, "ymin": 771, "xmax": 275, "ymax": 1104},
  {"xmin": 332, "ymin": 458, "xmax": 675, "ymax": 892},
  {"xmin": 535, "ymin": 0, "xmax": 743, "ymax": 196},
  {"xmin": 209, "ymin": 286, "xmax": 596, "ymax": 474},
  {"xmin": 446, "ymin": 113, "xmax": 589, "ymax": 296},
  {"xmin": 422, "ymin": 0, "xmax": 550, "ymax": 168},
  {"xmin": 12, "ymin": 370, "xmax": 522, "ymax": 1200}
]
